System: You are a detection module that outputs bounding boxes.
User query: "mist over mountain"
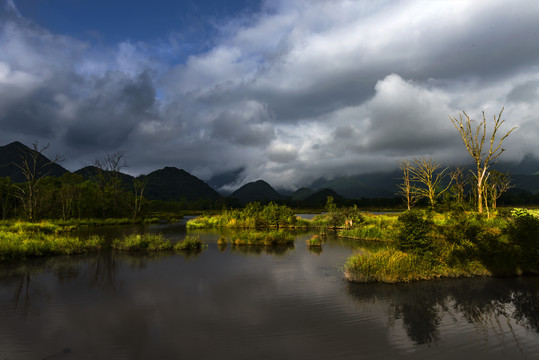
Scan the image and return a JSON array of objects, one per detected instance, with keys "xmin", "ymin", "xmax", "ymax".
[{"xmin": 1, "ymin": 141, "xmax": 538, "ymax": 205}]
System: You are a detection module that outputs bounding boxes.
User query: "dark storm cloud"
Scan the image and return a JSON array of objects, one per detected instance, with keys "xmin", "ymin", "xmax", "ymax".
[
  {"xmin": 64, "ymin": 71, "xmax": 157, "ymax": 149},
  {"xmin": 209, "ymin": 101, "xmax": 275, "ymax": 146},
  {"xmin": 1, "ymin": 0, "xmax": 539, "ymax": 189},
  {"xmin": 507, "ymin": 80, "xmax": 539, "ymax": 104}
]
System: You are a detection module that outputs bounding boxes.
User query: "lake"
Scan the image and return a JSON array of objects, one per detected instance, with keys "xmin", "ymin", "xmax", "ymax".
[{"xmin": 1, "ymin": 221, "xmax": 539, "ymax": 359}]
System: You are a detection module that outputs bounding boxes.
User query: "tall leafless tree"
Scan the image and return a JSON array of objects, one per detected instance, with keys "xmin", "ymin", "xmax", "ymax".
[
  {"xmin": 449, "ymin": 108, "xmax": 516, "ymax": 213},
  {"xmin": 131, "ymin": 177, "xmax": 146, "ymax": 220},
  {"xmin": 398, "ymin": 160, "xmax": 418, "ymax": 210},
  {"xmin": 13, "ymin": 142, "xmax": 63, "ymax": 220},
  {"xmin": 410, "ymin": 157, "xmax": 452, "ymax": 208},
  {"xmin": 449, "ymin": 166, "xmax": 467, "ymax": 208},
  {"xmin": 484, "ymin": 170, "xmax": 512, "ymax": 211},
  {"xmin": 93, "ymin": 152, "xmax": 127, "ymax": 217}
]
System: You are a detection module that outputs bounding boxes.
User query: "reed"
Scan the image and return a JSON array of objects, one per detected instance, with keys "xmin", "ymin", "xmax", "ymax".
[
  {"xmin": 231, "ymin": 230, "xmax": 295, "ymax": 246},
  {"xmin": 0, "ymin": 230, "xmax": 105, "ymax": 261},
  {"xmin": 112, "ymin": 234, "xmax": 206, "ymax": 252},
  {"xmin": 343, "ymin": 248, "xmax": 491, "ymax": 283}
]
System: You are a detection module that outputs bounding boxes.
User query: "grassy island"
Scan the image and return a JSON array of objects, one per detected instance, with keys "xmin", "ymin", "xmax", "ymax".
[
  {"xmin": 112, "ymin": 234, "xmax": 205, "ymax": 252},
  {"xmin": 0, "ymin": 221, "xmax": 205, "ymax": 260},
  {"xmin": 344, "ymin": 208, "xmax": 539, "ymax": 283}
]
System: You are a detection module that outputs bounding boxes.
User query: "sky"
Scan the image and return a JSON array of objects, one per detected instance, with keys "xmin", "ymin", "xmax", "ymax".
[{"xmin": 1, "ymin": 0, "xmax": 538, "ymax": 192}]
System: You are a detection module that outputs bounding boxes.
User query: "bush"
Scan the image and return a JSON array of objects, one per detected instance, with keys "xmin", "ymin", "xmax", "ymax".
[
  {"xmin": 396, "ymin": 210, "xmax": 435, "ymax": 256},
  {"xmin": 174, "ymin": 236, "xmax": 206, "ymax": 251},
  {"xmin": 231, "ymin": 230, "xmax": 295, "ymax": 246},
  {"xmin": 307, "ymin": 235, "xmax": 322, "ymax": 247},
  {"xmin": 112, "ymin": 234, "xmax": 173, "ymax": 251},
  {"xmin": 505, "ymin": 209, "xmax": 539, "ymax": 269}
]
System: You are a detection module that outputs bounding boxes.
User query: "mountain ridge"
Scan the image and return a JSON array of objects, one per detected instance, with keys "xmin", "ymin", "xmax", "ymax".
[{"xmin": 2, "ymin": 141, "xmax": 538, "ymax": 203}]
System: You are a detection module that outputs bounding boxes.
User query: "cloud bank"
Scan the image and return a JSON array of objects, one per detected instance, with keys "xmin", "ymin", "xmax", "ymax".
[{"xmin": 1, "ymin": 0, "xmax": 538, "ymax": 190}]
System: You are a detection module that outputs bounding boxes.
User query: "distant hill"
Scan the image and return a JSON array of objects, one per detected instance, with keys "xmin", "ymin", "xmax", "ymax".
[
  {"xmin": 74, "ymin": 165, "xmax": 135, "ymax": 191},
  {"xmin": 290, "ymin": 187, "xmax": 315, "ymax": 201},
  {"xmin": 310, "ymin": 171, "xmax": 400, "ymax": 199},
  {"xmin": 229, "ymin": 180, "xmax": 286, "ymax": 204},
  {"xmin": 140, "ymin": 166, "xmax": 221, "ymax": 202},
  {"xmin": 510, "ymin": 174, "xmax": 539, "ymax": 194},
  {"xmin": 0, "ymin": 141, "xmax": 68, "ymax": 182},
  {"xmin": 300, "ymin": 188, "xmax": 345, "ymax": 208},
  {"xmin": 207, "ymin": 167, "xmax": 244, "ymax": 194},
  {"xmin": 496, "ymin": 153, "xmax": 539, "ymax": 175}
]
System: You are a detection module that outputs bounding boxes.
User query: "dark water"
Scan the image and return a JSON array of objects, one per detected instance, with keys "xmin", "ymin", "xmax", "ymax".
[{"xmin": 1, "ymin": 223, "xmax": 539, "ymax": 359}]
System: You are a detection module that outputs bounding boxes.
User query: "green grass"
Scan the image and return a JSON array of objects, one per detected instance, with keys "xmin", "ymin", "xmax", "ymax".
[
  {"xmin": 337, "ymin": 213, "xmax": 399, "ymax": 241},
  {"xmin": 0, "ymin": 231, "xmax": 105, "ymax": 261},
  {"xmin": 227, "ymin": 230, "xmax": 295, "ymax": 246},
  {"xmin": 306, "ymin": 235, "xmax": 322, "ymax": 247},
  {"xmin": 343, "ymin": 248, "xmax": 490, "ymax": 283},
  {"xmin": 174, "ymin": 236, "xmax": 206, "ymax": 251},
  {"xmin": 0, "ymin": 220, "xmax": 207, "ymax": 261},
  {"xmin": 112, "ymin": 234, "xmax": 206, "ymax": 252}
]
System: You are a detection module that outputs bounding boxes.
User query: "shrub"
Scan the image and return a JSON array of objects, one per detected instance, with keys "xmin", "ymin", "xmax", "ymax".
[
  {"xmin": 396, "ymin": 210, "xmax": 435, "ymax": 256},
  {"xmin": 112, "ymin": 234, "xmax": 174, "ymax": 251},
  {"xmin": 231, "ymin": 230, "xmax": 294, "ymax": 246},
  {"xmin": 306, "ymin": 235, "xmax": 322, "ymax": 247},
  {"xmin": 505, "ymin": 209, "xmax": 539, "ymax": 269},
  {"xmin": 174, "ymin": 236, "xmax": 206, "ymax": 251}
]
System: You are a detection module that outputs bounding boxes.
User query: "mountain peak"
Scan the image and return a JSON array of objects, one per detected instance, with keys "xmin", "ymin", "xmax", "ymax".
[
  {"xmin": 0, "ymin": 141, "xmax": 68, "ymax": 182},
  {"xmin": 230, "ymin": 180, "xmax": 285, "ymax": 205},
  {"xmin": 141, "ymin": 167, "xmax": 220, "ymax": 201}
]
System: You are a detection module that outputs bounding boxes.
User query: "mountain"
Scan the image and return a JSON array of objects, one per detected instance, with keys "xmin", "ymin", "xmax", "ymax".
[
  {"xmin": 300, "ymin": 188, "xmax": 345, "ymax": 208},
  {"xmin": 496, "ymin": 153, "xmax": 539, "ymax": 175},
  {"xmin": 290, "ymin": 187, "xmax": 315, "ymax": 201},
  {"xmin": 310, "ymin": 171, "xmax": 400, "ymax": 199},
  {"xmin": 207, "ymin": 167, "xmax": 245, "ymax": 194},
  {"xmin": 229, "ymin": 180, "xmax": 286, "ymax": 204},
  {"xmin": 510, "ymin": 174, "xmax": 539, "ymax": 194},
  {"xmin": 0, "ymin": 141, "xmax": 68, "ymax": 182},
  {"xmin": 140, "ymin": 166, "xmax": 221, "ymax": 202},
  {"xmin": 74, "ymin": 165, "xmax": 135, "ymax": 190}
]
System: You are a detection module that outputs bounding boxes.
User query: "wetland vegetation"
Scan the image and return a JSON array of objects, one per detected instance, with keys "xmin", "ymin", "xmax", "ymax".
[{"xmin": 185, "ymin": 199, "xmax": 539, "ymax": 283}]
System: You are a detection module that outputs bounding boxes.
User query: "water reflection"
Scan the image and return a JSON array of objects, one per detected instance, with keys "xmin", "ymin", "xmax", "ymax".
[
  {"xmin": 229, "ymin": 244, "xmax": 295, "ymax": 256},
  {"xmin": 347, "ymin": 277, "xmax": 539, "ymax": 346}
]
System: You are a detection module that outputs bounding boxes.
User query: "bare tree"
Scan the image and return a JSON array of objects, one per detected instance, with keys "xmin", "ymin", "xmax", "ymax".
[
  {"xmin": 93, "ymin": 152, "xmax": 127, "ymax": 217},
  {"xmin": 449, "ymin": 166, "xmax": 467, "ymax": 208},
  {"xmin": 13, "ymin": 142, "xmax": 63, "ymax": 220},
  {"xmin": 131, "ymin": 177, "xmax": 146, "ymax": 220},
  {"xmin": 449, "ymin": 108, "xmax": 516, "ymax": 213},
  {"xmin": 484, "ymin": 170, "xmax": 512, "ymax": 211},
  {"xmin": 397, "ymin": 160, "xmax": 418, "ymax": 210},
  {"xmin": 410, "ymin": 157, "xmax": 452, "ymax": 208}
]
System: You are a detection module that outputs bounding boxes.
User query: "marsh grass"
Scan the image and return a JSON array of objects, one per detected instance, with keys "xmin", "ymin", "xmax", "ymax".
[
  {"xmin": 343, "ymin": 248, "xmax": 491, "ymax": 283},
  {"xmin": 0, "ymin": 231, "xmax": 105, "ymax": 261},
  {"xmin": 112, "ymin": 234, "xmax": 206, "ymax": 252},
  {"xmin": 229, "ymin": 230, "xmax": 295, "ymax": 246},
  {"xmin": 306, "ymin": 235, "xmax": 322, "ymax": 247},
  {"xmin": 0, "ymin": 220, "xmax": 206, "ymax": 261},
  {"xmin": 0, "ymin": 220, "xmax": 64, "ymax": 234},
  {"xmin": 337, "ymin": 213, "xmax": 399, "ymax": 241}
]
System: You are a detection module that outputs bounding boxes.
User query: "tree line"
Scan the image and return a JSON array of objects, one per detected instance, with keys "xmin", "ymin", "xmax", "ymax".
[{"xmin": 0, "ymin": 145, "xmax": 221, "ymax": 221}]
